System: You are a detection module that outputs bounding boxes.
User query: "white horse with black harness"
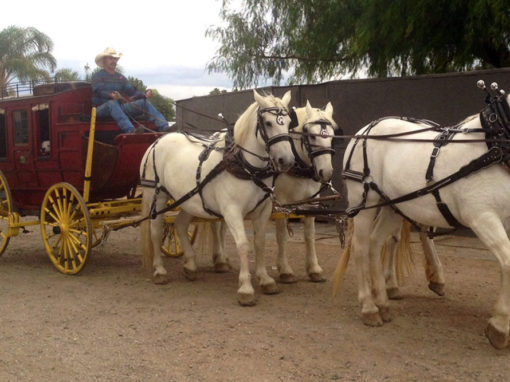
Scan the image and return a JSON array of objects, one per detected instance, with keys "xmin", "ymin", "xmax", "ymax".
[
  {"xmin": 334, "ymin": 80, "xmax": 510, "ymax": 349},
  {"xmin": 140, "ymin": 90, "xmax": 294, "ymax": 306},
  {"xmin": 209, "ymin": 101, "xmax": 339, "ymax": 283},
  {"xmin": 273, "ymin": 101, "xmax": 339, "ymax": 283}
]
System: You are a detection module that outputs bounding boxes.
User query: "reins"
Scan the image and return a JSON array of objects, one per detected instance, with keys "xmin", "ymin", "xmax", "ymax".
[{"xmin": 138, "ymin": 104, "xmax": 293, "ymax": 222}]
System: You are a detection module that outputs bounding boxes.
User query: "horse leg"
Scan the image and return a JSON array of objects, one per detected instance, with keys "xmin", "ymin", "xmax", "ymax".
[
  {"xmin": 470, "ymin": 215, "xmax": 510, "ymax": 349},
  {"xmin": 150, "ymin": 194, "xmax": 171, "ymax": 284},
  {"xmin": 174, "ymin": 211, "xmax": 197, "ymax": 281},
  {"xmin": 222, "ymin": 211, "xmax": 257, "ymax": 306},
  {"xmin": 368, "ymin": 209, "xmax": 404, "ymax": 323},
  {"xmin": 304, "ymin": 216, "xmax": 325, "ymax": 282},
  {"xmin": 383, "ymin": 234, "xmax": 403, "ymax": 300},
  {"xmin": 211, "ymin": 221, "xmax": 230, "ymax": 273},
  {"xmin": 351, "ymin": 210, "xmax": 384, "ymax": 326},
  {"xmin": 419, "ymin": 231, "xmax": 445, "ymax": 296},
  {"xmin": 275, "ymin": 217, "xmax": 297, "ymax": 283},
  {"xmin": 253, "ymin": 201, "xmax": 279, "ymax": 295}
]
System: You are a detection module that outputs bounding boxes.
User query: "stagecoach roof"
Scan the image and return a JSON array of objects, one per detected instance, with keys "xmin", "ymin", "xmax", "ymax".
[{"xmin": 0, "ymin": 80, "xmax": 91, "ymax": 103}]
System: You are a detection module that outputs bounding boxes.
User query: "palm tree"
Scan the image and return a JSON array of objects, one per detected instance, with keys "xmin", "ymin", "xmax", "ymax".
[
  {"xmin": 0, "ymin": 26, "xmax": 56, "ymax": 96},
  {"xmin": 54, "ymin": 68, "xmax": 80, "ymax": 82}
]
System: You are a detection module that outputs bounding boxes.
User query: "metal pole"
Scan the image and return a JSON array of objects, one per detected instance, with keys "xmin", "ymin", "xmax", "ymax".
[{"xmin": 83, "ymin": 107, "xmax": 97, "ymax": 203}]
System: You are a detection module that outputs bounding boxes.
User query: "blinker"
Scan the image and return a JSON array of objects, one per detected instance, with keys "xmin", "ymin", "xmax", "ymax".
[{"xmin": 289, "ymin": 107, "xmax": 299, "ymax": 130}]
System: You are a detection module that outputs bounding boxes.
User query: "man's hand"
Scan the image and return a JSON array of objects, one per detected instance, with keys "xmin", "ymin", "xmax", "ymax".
[{"xmin": 110, "ymin": 91, "xmax": 122, "ymax": 101}]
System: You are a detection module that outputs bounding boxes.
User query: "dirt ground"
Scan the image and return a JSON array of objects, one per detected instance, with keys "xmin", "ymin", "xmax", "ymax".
[{"xmin": 1, "ymin": 219, "xmax": 510, "ymax": 381}]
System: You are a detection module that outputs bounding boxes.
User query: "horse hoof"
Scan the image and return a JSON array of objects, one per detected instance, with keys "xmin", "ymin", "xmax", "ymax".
[
  {"xmin": 308, "ymin": 273, "xmax": 326, "ymax": 283},
  {"xmin": 279, "ymin": 273, "xmax": 298, "ymax": 284},
  {"xmin": 261, "ymin": 282, "xmax": 280, "ymax": 295},
  {"xmin": 428, "ymin": 282, "xmax": 445, "ymax": 296},
  {"xmin": 214, "ymin": 262, "xmax": 230, "ymax": 273},
  {"xmin": 485, "ymin": 322, "xmax": 509, "ymax": 349},
  {"xmin": 153, "ymin": 274, "xmax": 169, "ymax": 285},
  {"xmin": 362, "ymin": 311, "xmax": 383, "ymax": 327},
  {"xmin": 387, "ymin": 287, "xmax": 403, "ymax": 300},
  {"xmin": 237, "ymin": 293, "xmax": 257, "ymax": 306},
  {"xmin": 183, "ymin": 267, "xmax": 198, "ymax": 281},
  {"xmin": 379, "ymin": 306, "xmax": 392, "ymax": 323}
]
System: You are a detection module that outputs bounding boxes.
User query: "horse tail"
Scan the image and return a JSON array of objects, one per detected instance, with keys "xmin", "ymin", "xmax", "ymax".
[
  {"xmin": 332, "ymin": 218, "xmax": 353, "ymax": 297},
  {"xmin": 141, "ymin": 188, "xmax": 154, "ymax": 272},
  {"xmin": 394, "ymin": 220, "xmax": 414, "ymax": 283},
  {"xmin": 193, "ymin": 222, "xmax": 214, "ymax": 265}
]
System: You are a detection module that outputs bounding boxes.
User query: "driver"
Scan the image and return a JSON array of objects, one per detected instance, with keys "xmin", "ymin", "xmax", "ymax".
[{"xmin": 91, "ymin": 47, "xmax": 169, "ymax": 133}]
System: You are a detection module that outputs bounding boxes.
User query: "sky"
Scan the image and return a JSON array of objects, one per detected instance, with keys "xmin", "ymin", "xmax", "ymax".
[{"xmin": 2, "ymin": 0, "xmax": 236, "ymax": 100}]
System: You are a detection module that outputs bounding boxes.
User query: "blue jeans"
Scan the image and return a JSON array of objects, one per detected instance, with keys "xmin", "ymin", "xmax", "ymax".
[{"xmin": 96, "ymin": 99, "xmax": 168, "ymax": 133}]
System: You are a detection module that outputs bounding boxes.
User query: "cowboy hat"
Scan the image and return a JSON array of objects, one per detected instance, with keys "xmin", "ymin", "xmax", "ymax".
[{"xmin": 95, "ymin": 47, "xmax": 122, "ymax": 68}]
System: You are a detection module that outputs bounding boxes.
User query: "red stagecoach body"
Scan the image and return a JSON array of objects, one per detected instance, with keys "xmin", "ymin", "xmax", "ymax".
[{"xmin": 0, "ymin": 81, "xmax": 164, "ymax": 213}]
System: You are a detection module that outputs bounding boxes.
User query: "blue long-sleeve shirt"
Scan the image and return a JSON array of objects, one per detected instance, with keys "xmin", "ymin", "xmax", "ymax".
[{"xmin": 91, "ymin": 69, "xmax": 144, "ymax": 106}]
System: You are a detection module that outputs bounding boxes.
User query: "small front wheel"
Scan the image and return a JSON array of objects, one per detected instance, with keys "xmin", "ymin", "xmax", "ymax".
[{"xmin": 40, "ymin": 183, "xmax": 92, "ymax": 274}]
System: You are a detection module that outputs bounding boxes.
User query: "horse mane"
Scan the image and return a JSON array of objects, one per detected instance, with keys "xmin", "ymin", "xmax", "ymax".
[
  {"xmin": 458, "ymin": 114, "xmax": 478, "ymax": 126},
  {"xmin": 234, "ymin": 102, "xmax": 258, "ymax": 144},
  {"xmin": 233, "ymin": 93, "xmax": 286, "ymax": 144}
]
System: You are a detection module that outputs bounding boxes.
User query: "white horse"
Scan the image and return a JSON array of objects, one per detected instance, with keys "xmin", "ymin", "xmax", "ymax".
[
  {"xmin": 140, "ymin": 90, "xmax": 295, "ymax": 306},
  {"xmin": 334, "ymin": 83, "xmax": 510, "ymax": 349},
  {"xmin": 274, "ymin": 101, "xmax": 338, "ymax": 283},
  {"xmin": 208, "ymin": 101, "xmax": 338, "ymax": 283}
]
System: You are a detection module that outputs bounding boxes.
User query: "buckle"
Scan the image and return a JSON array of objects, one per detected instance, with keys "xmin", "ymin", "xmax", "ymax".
[{"xmin": 430, "ymin": 146, "xmax": 440, "ymax": 158}]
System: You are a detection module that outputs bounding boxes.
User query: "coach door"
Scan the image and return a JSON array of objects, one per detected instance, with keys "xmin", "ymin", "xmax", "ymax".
[{"xmin": 12, "ymin": 108, "xmax": 37, "ymax": 188}]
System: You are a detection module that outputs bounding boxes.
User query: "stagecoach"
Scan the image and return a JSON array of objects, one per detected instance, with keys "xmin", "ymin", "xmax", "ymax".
[{"xmin": 0, "ymin": 80, "xmax": 178, "ymax": 274}]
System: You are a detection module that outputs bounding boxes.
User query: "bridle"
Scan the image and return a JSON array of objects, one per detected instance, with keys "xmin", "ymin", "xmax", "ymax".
[
  {"xmin": 301, "ymin": 119, "xmax": 336, "ymax": 162},
  {"xmin": 286, "ymin": 118, "xmax": 336, "ymax": 182},
  {"xmin": 255, "ymin": 106, "xmax": 293, "ymax": 154}
]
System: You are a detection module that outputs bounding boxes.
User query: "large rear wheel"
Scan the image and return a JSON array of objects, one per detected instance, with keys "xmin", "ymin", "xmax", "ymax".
[
  {"xmin": 0, "ymin": 170, "xmax": 12, "ymax": 255},
  {"xmin": 40, "ymin": 183, "xmax": 92, "ymax": 274}
]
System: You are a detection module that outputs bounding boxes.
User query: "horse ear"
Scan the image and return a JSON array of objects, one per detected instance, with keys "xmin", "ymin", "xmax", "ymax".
[
  {"xmin": 305, "ymin": 100, "xmax": 313, "ymax": 117},
  {"xmin": 281, "ymin": 90, "xmax": 291, "ymax": 107},
  {"xmin": 325, "ymin": 102, "xmax": 334, "ymax": 118},
  {"xmin": 253, "ymin": 89, "xmax": 268, "ymax": 108}
]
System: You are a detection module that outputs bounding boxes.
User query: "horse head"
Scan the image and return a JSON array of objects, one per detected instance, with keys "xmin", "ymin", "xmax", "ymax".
[
  {"xmin": 295, "ymin": 101, "xmax": 338, "ymax": 182},
  {"xmin": 235, "ymin": 89, "xmax": 294, "ymax": 172}
]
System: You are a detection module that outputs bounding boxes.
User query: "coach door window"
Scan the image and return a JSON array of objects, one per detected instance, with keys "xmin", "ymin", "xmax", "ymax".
[
  {"xmin": 13, "ymin": 110, "xmax": 29, "ymax": 145},
  {"xmin": 33, "ymin": 103, "xmax": 50, "ymax": 157},
  {"xmin": 0, "ymin": 109, "xmax": 5, "ymax": 158}
]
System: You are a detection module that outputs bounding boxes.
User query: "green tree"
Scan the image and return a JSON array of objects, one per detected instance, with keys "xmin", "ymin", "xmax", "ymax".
[
  {"xmin": 149, "ymin": 89, "xmax": 175, "ymax": 122},
  {"xmin": 54, "ymin": 68, "xmax": 80, "ymax": 82},
  {"xmin": 209, "ymin": 87, "xmax": 228, "ymax": 95},
  {"xmin": 0, "ymin": 25, "xmax": 56, "ymax": 94},
  {"xmin": 207, "ymin": 0, "xmax": 510, "ymax": 87},
  {"xmin": 127, "ymin": 76, "xmax": 175, "ymax": 121}
]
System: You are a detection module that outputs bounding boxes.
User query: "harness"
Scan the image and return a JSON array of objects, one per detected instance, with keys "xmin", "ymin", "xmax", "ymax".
[
  {"xmin": 280, "ymin": 118, "xmax": 336, "ymax": 199},
  {"xmin": 343, "ymin": 82, "xmax": 510, "ymax": 235},
  {"xmin": 140, "ymin": 106, "xmax": 292, "ymax": 220}
]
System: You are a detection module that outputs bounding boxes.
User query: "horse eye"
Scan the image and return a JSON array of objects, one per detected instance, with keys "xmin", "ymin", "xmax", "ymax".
[{"xmin": 265, "ymin": 121, "xmax": 272, "ymax": 128}]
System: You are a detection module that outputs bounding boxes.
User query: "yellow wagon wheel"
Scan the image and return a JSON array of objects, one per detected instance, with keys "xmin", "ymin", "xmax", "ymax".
[
  {"xmin": 161, "ymin": 223, "xmax": 198, "ymax": 257},
  {"xmin": 40, "ymin": 183, "xmax": 92, "ymax": 274},
  {"xmin": 0, "ymin": 170, "xmax": 12, "ymax": 256}
]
